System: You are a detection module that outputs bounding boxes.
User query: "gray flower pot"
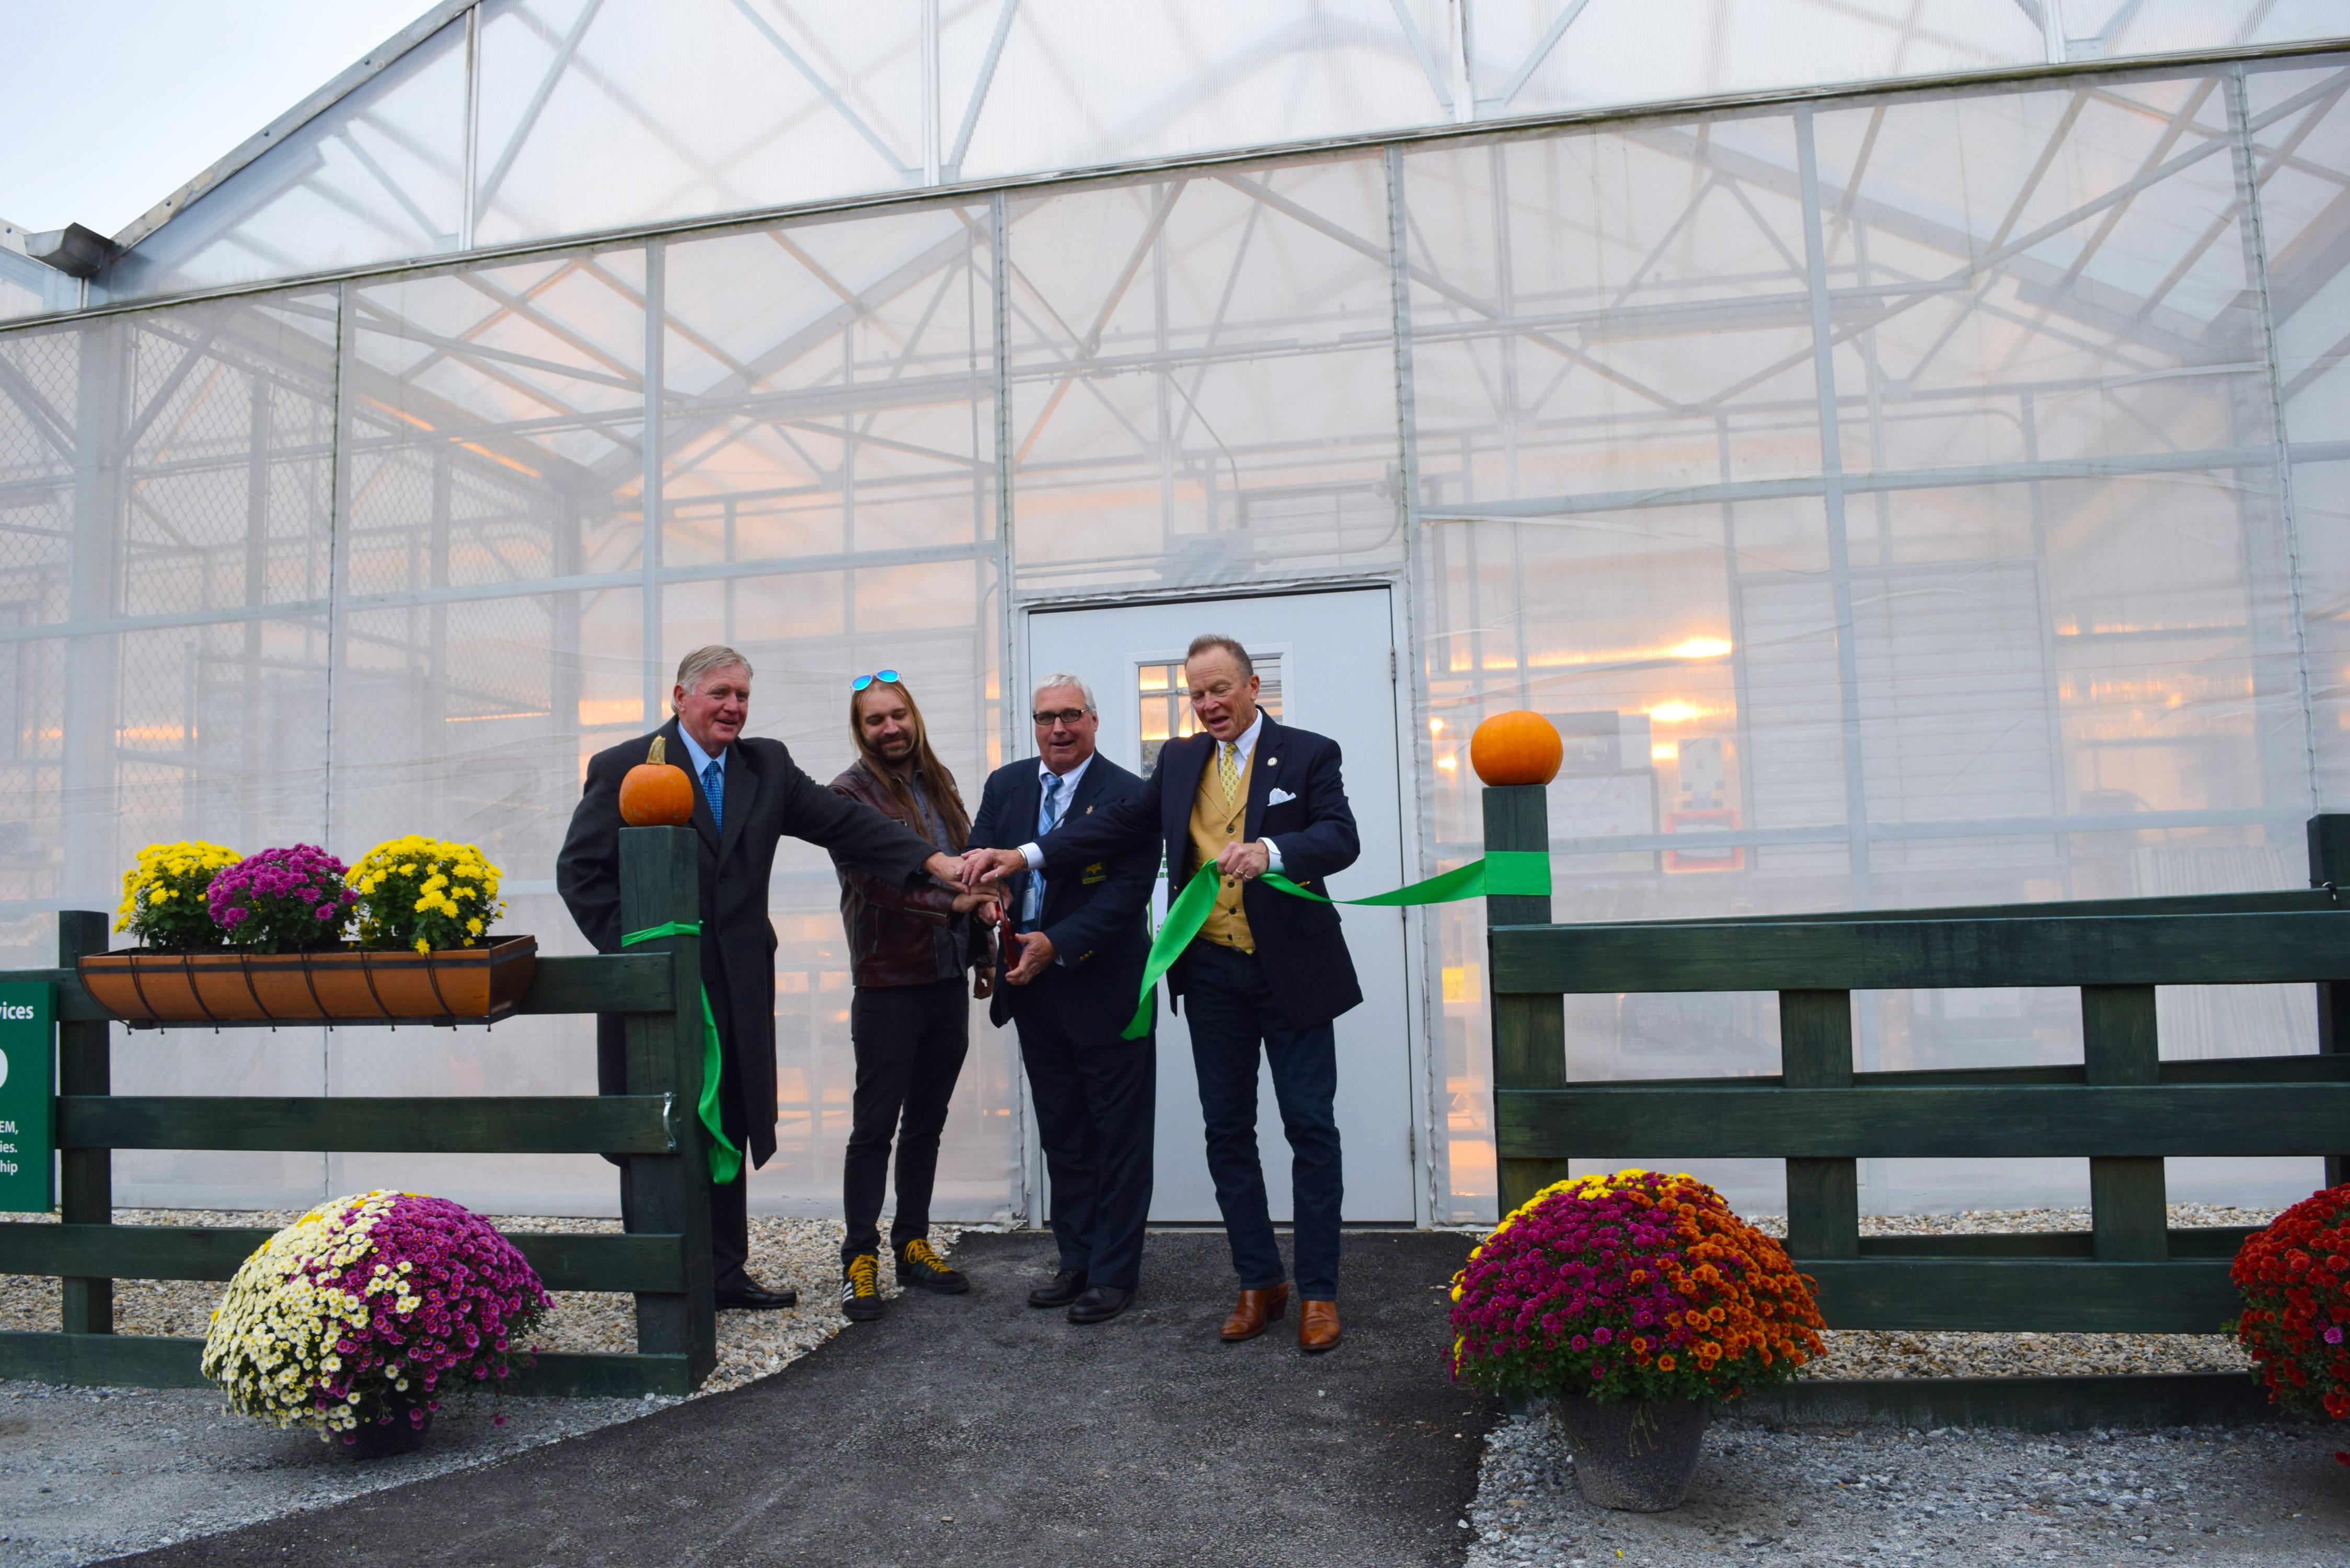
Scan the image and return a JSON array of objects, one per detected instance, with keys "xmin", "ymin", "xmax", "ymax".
[{"xmin": 1550, "ymin": 1394, "xmax": 1710, "ymax": 1512}]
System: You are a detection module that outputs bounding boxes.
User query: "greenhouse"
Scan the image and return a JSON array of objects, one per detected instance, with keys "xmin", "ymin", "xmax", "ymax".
[{"xmin": 3, "ymin": 0, "xmax": 2347, "ymax": 1230}]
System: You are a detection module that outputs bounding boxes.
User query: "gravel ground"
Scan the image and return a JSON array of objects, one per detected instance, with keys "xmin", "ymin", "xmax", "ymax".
[
  {"xmin": 1766, "ymin": 1207, "xmax": 2267, "ymax": 1383},
  {"xmin": 1461, "ymin": 1410, "xmax": 2349, "ymax": 1566},
  {"xmin": 0, "ymin": 1212, "xmax": 969, "ymax": 1565}
]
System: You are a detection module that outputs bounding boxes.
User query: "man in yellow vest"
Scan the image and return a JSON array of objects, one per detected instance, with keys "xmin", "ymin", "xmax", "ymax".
[{"xmin": 961, "ymin": 635, "xmax": 1363, "ymax": 1352}]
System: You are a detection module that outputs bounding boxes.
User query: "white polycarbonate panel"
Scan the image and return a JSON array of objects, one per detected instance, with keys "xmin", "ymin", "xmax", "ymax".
[
  {"xmin": 2256, "ymin": 64, "xmax": 2350, "ymax": 817},
  {"xmin": 473, "ymin": 0, "xmax": 929, "ymax": 249},
  {"xmin": 953, "ymin": 0, "xmax": 1450, "ymax": 184},
  {"xmin": 80, "ymin": 3, "xmax": 2350, "ymax": 307},
  {"xmin": 1004, "ymin": 160, "xmax": 1404, "ymax": 595},
  {"xmin": 1402, "ymin": 70, "xmax": 2331, "ymax": 1220},
  {"xmin": 0, "ymin": 297, "xmax": 341, "ymax": 1208},
  {"xmin": 660, "ymin": 205, "xmax": 1011, "ymax": 1220},
  {"xmin": 1471, "ymin": 0, "xmax": 2043, "ymax": 119},
  {"xmin": 102, "ymin": 17, "xmax": 468, "ymax": 303},
  {"xmin": 2064, "ymin": 0, "xmax": 2350, "ymax": 57}
]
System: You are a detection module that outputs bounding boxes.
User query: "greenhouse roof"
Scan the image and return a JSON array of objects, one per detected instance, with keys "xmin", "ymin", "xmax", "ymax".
[{"xmin": 10, "ymin": 0, "xmax": 2349, "ymax": 322}]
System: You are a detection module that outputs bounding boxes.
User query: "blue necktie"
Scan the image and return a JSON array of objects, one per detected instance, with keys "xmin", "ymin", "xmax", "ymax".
[
  {"xmin": 701, "ymin": 759, "xmax": 724, "ymax": 832},
  {"xmin": 1022, "ymin": 773, "xmax": 1061, "ymax": 929}
]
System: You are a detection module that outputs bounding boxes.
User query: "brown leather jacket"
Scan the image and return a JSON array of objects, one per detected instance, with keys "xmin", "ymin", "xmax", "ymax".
[{"xmin": 827, "ymin": 761, "xmax": 989, "ymax": 988}]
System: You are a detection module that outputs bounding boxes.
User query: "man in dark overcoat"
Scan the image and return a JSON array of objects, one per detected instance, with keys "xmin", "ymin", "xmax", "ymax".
[
  {"xmin": 558, "ymin": 644, "xmax": 966, "ymax": 1309},
  {"xmin": 967, "ymin": 672, "xmax": 1158, "ymax": 1324}
]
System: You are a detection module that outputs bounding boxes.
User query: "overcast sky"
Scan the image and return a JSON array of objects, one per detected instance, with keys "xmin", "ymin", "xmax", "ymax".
[{"xmin": 2, "ymin": 1, "xmax": 432, "ymax": 236}]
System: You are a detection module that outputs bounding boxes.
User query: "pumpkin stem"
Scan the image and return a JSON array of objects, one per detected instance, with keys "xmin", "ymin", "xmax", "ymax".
[{"xmin": 647, "ymin": 734, "xmax": 666, "ymax": 766}]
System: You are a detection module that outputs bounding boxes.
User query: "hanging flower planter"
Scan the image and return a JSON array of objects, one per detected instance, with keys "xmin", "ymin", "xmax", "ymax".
[
  {"xmin": 86, "ymin": 833, "xmax": 528, "ymax": 1025},
  {"xmin": 77, "ymin": 937, "xmax": 538, "ymax": 1026}
]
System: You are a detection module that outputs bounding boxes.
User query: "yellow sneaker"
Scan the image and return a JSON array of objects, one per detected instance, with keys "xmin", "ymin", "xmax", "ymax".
[
  {"xmin": 840, "ymin": 1252, "xmax": 884, "ymax": 1321},
  {"xmin": 895, "ymin": 1237, "xmax": 969, "ymax": 1294}
]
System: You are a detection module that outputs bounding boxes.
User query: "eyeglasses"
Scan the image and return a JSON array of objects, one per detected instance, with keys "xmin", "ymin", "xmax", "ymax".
[
  {"xmin": 1032, "ymin": 707, "xmax": 1091, "ymax": 727},
  {"xmin": 850, "ymin": 670, "xmax": 901, "ymax": 692}
]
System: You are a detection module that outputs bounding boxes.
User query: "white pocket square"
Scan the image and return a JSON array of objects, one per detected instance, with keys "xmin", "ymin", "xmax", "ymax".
[{"xmin": 1266, "ymin": 787, "xmax": 1297, "ymax": 805}]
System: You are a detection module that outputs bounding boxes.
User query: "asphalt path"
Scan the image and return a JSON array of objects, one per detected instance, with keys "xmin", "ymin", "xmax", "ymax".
[{"xmin": 123, "ymin": 1229, "xmax": 1493, "ymax": 1568}]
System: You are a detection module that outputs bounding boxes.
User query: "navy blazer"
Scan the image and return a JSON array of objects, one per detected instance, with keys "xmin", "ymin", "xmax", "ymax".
[
  {"xmin": 967, "ymin": 753, "xmax": 1157, "ymax": 1042},
  {"xmin": 1033, "ymin": 716, "xmax": 1364, "ymax": 1031}
]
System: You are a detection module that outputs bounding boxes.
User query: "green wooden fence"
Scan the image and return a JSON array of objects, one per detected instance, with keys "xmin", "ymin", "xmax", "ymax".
[
  {"xmin": 1484, "ymin": 786, "xmax": 2350, "ymax": 1359},
  {"xmin": 0, "ymin": 826, "xmax": 716, "ymax": 1397}
]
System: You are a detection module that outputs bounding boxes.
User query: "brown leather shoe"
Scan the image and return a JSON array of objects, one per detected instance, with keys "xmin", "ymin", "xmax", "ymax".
[
  {"xmin": 1298, "ymin": 1299, "xmax": 1341, "ymax": 1354},
  {"xmin": 1219, "ymin": 1284, "xmax": 1290, "ymax": 1342}
]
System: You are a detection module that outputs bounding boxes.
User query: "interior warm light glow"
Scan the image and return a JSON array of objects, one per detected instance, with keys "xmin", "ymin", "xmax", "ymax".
[
  {"xmin": 1648, "ymin": 701, "xmax": 1706, "ymax": 724},
  {"xmin": 578, "ymin": 697, "xmax": 643, "ymax": 727},
  {"xmin": 1652, "ymin": 742, "xmax": 1679, "ymax": 762},
  {"xmin": 1528, "ymin": 634, "xmax": 1734, "ymax": 669},
  {"xmin": 1429, "ymin": 717, "xmax": 1445, "ymax": 733},
  {"xmin": 1436, "ymin": 754, "xmax": 1458, "ymax": 770}
]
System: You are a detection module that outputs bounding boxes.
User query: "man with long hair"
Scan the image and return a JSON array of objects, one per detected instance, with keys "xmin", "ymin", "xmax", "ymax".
[{"xmin": 827, "ymin": 671, "xmax": 998, "ymax": 1322}]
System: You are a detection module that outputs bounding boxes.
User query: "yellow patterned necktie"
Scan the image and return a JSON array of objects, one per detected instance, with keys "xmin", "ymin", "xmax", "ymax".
[{"xmin": 1217, "ymin": 740, "xmax": 1241, "ymax": 805}]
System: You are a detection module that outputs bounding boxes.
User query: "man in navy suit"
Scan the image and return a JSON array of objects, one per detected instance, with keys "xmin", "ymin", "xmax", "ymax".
[
  {"xmin": 967, "ymin": 674, "xmax": 1159, "ymax": 1324},
  {"xmin": 963, "ymin": 636, "xmax": 1361, "ymax": 1352}
]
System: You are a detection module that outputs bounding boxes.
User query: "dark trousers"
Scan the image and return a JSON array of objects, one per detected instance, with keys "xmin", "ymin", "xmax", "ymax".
[
  {"xmin": 1015, "ymin": 984, "xmax": 1156, "ymax": 1291},
  {"xmin": 1181, "ymin": 940, "xmax": 1343, "ymax": 1300},
  {"xmin": 843, "ymin": 977, "xmax": 971, "ymax": 1264}
]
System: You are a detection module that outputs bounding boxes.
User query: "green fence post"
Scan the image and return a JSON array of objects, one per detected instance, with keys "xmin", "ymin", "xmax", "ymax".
[
  {"xmin": 2083, "ymin": 984, "xmax": 2167, "ymax": 1260},
  {"xmin": 55, "ymin": 911, "xmax": 110, "ymax": 1335},
  {"xmin": 2308, "ymin": 813, "xmax": 2350, "ymax": 1189},
  {"xmin": 617, "ymin": 826, "xmax": 716, "ymax": 1386},
  {"xmin": 1782, "ymin": 989, "xmax": 1859, "ymax": 1259},
  {"xmin": 1484, "ymin": 783, "xmax": 1570, "ymax": 1214}
]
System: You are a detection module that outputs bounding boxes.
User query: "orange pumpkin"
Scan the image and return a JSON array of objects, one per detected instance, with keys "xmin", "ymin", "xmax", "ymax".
[
  {"xmin": 1469, "ymin": 710, "xmax": 1563, "ymax": 787},
  {"xmin": 619, "ymin": 735, "xmax": 698, "ymax": 826}
]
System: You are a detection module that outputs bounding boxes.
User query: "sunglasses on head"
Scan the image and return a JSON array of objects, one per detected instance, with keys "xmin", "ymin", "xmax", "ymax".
[{"xmin": 850, "ymin": 670, "xmax": 901, "ymax": 692}]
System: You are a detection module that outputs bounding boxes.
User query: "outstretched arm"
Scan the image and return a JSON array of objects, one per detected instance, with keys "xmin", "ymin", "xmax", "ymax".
[
  {"xmin": 778, "ymin": 752, "xmax": 960, "ymax": 887},
  {"xmin": 1030, "ymin": 769, "xmax": 1163, "ymax": 874}
]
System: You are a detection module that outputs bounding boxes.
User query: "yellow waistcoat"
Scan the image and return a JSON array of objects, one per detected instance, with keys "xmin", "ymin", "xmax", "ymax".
[{"xmin": 1189, "ymin": 742, "xmax": 1255, "ymax": 953}]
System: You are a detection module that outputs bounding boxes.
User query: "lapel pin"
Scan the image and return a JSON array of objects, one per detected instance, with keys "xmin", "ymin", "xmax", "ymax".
[{"xmin": 1267, "ymin": 757, "xmax": 1277, "ymax": 767}]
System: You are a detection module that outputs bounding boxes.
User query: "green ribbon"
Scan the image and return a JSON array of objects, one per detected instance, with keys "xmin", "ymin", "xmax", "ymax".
[
  {"xmin": 1118, "ymin": 851, "xmax": 1551, "ymax": 1040},
  {"xmin": 620, "ymin": 920, "xmax": 743, "ymax": 1185}
]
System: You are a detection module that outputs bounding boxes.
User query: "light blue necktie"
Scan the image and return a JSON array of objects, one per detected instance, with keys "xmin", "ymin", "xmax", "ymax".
[
  {"xmin": 1022, "ymin": 773, "xmax": 1061, "ymax": 929},
  {"xmin": 701, "ymin": 758, "xmax": 724, "ymax": 832}
]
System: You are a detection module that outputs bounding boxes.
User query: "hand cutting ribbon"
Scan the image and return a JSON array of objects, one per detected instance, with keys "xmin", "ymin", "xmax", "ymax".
[
  {"xmin": 1119, "ymin": 851, "xmax": 1551, "ymax": 1039},
  {"xmin": 620, "ymin": 920, "xmax": 744, "ymax": 1184}
]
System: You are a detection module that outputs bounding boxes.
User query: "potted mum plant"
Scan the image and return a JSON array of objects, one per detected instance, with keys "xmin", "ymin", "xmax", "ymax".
[
  {"xmin": 2232, "ymin": 1184, "xmax": 2350, "ymax": 1424},
  {"xmin": 112, "ymin": 840, "xmax": 241, "ymax": 948},
  {"xmin": 203, "ymin": 1190, "xmax": 549, "ymax": 1458},
  {"xmin": 80, "ymin": 835, "xmax": 534, "ymax": 1025},
  {"xmin": 209, "ymin": 844, "xmax": 359, "ymax": 953},
  {"xmin": 1449, "ymin": 1168, "xmax": 1827, "ymax": 1512}
]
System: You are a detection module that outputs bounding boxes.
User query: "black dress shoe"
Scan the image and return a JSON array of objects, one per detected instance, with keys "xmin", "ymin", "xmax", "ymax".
[
  {"xmin": 716, "ymin": 1280, "xmax": 798, "ymax": 1310},
  {"xmin": 1066, "ymin": 1285, "xmax": 1133, "ymax": 1324},
  {"xmin": 1028, "ymin": 1269, "xmax": 1087, "ymax": 1308}
]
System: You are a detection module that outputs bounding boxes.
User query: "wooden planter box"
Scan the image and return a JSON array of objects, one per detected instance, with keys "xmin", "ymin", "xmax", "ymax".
[{"xmin": 77, "ymin": 937, "xmax": 537, "ymax": 1026}]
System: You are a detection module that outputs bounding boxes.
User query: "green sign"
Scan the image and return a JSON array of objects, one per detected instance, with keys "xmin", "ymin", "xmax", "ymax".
[{"xmin": 0, "ymin": 982, "xmax": 52, "ymax": 1213}]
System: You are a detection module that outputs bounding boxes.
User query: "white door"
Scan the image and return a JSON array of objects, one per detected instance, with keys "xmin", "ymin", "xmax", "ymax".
[{"xmin": 1024, "ymin": 590, "xmax": 1416, "ymax": 1223}]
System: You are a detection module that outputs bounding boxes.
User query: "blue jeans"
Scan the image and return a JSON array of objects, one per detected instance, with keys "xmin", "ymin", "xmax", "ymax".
[{"xmin": 1181, "ymin": 940, "xmax": 1343, "ymax": 1301}]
